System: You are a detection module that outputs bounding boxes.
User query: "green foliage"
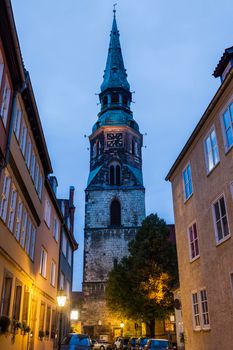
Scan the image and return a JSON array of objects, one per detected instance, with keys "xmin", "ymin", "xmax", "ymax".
[{"xmin": 106, "ymin": 214, "xmax": 178, "ymax": 326}]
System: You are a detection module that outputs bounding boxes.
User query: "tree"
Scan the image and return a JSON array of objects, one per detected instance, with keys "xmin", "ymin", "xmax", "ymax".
[{"xmin": 106, "ymin": 214, "xmax": 178, "ymax": 337}]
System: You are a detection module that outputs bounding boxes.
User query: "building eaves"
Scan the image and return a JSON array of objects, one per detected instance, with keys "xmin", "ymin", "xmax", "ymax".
[
  {"xmin": 213, "ymin": 46, "xmax": 233, "ymax": 78},
  {"xmin": 165, "ymin": 67, "xmax": 233, "ymax": 181}
]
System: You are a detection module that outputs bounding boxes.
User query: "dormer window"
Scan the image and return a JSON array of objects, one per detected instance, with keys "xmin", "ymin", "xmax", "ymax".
[{"xmin": 109, "ymin": 163, "xmax": 121, "ymax": 186}]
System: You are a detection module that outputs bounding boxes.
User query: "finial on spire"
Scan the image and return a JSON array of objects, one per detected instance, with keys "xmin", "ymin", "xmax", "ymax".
[{"xmin": 113, "ymin": 3, "xmax": 117, "ymax": 15}]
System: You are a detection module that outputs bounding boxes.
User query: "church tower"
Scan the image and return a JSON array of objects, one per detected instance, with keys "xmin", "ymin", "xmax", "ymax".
[{"xmin": 82, "ymin": 10, "xmax": 145, "ymax": 337}]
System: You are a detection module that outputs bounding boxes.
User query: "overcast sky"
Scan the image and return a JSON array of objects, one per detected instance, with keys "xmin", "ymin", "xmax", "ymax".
[{"xmin": 11, "ymin": 0, "xmax": 233, "ymax": 290}]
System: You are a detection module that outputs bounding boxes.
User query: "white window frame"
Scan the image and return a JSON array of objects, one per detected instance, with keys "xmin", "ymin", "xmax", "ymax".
[
  {"xmin": 187, "ymin": 221, "xmax": 200, "ymax": 262},
  {"xmin": 14, "ymin": 197, "xmax": 23, "ymax": 241},
  {"xmin": 212, "ymin": 193, "xmax": 230, "ymax": 245},
  {"xmin": 221, "ymin": 98, "xmax": 233, "ymax": 153},
  {"xmin": 203, "ymin": 126, "xmax": 220, "ymax": 174},
  {"xmin": 50, "ymin": 260, "xmax": 56, "ymax": 287},
  {"xmin": 191, "ymin": 290, "xmax": 201, "ymax": 331},
  {"xmin": 7, "ymin": 184, "xmax": 17, "ymax": 232},
  {"xmin": 0, "ymin": 170, "xmax": 11, "ymax": 222},
  {"xmin": 29, "ymin": 226, "xmax": 36, "ymax": 261},
  {"xmin": 0, "ymin": 75, "xmax": 11, "ymax": 127},
  {"xmin": 200, "ymin": 288, "xmax": 210, "ymax": 329},
  {"xmin": 44, "ymin": 197, "xmax": 51, "ymax": 228},
  {"xmin": 182, "ymin": 162, "xmax": 193, "ymax": 201},
  {"xmin": 25, "ymin": 217, "xmax": 32, "ymax": 255},
  {"xmin": 20, "ymin": 209, "xmax": 28, "ymax": 248},
  {"xmin": 40, "ymin": 247, "xmax": 47, "ymax": 278},
  {"xmin": 13, "ymin": 99, "xmax": 22, "ymax": 140}
]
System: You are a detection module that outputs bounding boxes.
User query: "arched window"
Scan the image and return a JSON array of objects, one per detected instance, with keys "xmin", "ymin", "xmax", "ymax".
[
  {"xmin": 110, "ymin": 200, "xmax": 121, "ymax": 226},
  {"xmin": 110, "ymin": 165, "xmax": 115, "ymax": 185},
  {"xmin": 132, "ymin": 139, "xmax": 135, "ymax": 155},
  {"xmin": 109, "ymin": 163, "xmax": 121, "ymax": 186}
]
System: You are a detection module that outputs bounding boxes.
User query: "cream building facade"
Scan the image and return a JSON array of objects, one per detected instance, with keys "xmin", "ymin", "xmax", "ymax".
[{"xmin": 166, "ymin": 47, "xmax": 233, "ymax": 350}]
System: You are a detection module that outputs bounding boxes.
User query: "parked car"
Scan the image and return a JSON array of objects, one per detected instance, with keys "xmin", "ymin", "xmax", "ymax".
[
  {"xmin": 120, "ymin": 337, "xmax": 130, "ymax": 350},
  {"xmin": 144, "ymin": 339, "xmax": 173, "ymax": 350},
  {"xmin": 61, "ymin": 334, "xmax": 92, "ymax": 350},
  {"xmin": 136, "ymin": 337, "xmax": 149, "ymax": 350},
  {"xmin": 128, "ymin": 337, "xmax": 138, "ymax": 350},
  {"xmin": 92, "ymin": 339, "xmax": 112, "ymax": 350}
]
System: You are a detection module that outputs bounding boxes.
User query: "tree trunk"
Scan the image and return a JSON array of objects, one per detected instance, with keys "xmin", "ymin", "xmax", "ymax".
[{"xmin": 147, "ymin": 319, "xmax": 155, "ymax": 337}]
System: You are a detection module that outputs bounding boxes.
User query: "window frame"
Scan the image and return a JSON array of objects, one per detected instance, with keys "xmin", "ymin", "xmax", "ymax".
[
  {"xmin": 203, "ymin": 126, "xmax": 220, "ymax": 174},
  {"xmin": 212, "ymin": 193, "xmax": 230, "ymax": 245},
  {"xmin": 187, "ymin": 221, "xmax": 200, "ymax": 262},
  {"xmin": 39, "ymin": 247, "xmax": 48, "ymax": 278},
  {"xmin": 220, "ymin": 98, "xmax": 233, "ymax": 153},
  {"xmin": 182, "ymin": 162, "xmax": 193, "ymax": 202},
  {"xmin": 50, "ymin": 260, "xmax": 56, "ymax": 287},
  {"xmin": 200, "ymin": 288, "xmax": 210, "ymax": 330},
  {"xmin": 191, "ymin": 290, "xmax": 201, "ymax": 331}
]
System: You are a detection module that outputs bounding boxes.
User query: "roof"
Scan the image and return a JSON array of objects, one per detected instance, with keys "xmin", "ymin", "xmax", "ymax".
[
  {"xmin": 166, "ymin": 66, "xmax": 233, "ymax": 181},
  {"xmin": 213, "ymin": 46, "xmax": 233, "ymax": 78},
  {"xmin": 100, "ymin": 11, "xmax": 130, "ymax": 92},
  {"xmin": 127, "ymin": 164, "xmax": 143, "ymax": 186},
  {"xmin": 87, "ymin": 165, "xmax": 102, "ymax": 186}
]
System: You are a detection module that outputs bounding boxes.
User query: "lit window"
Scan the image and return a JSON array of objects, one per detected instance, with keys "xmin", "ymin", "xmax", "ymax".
[
  {"xmin": 200, "ymin": 289, "xmax": 210, "ymax": 328},
  {"xmin": 222, "ymin": 102, "xmax": 233, "ymax": 150},
  {"xmin": 44, "ymin": 198, "xmax": 51, "ymax": 228},
  {"xmin": 212, "ymin": 195, "xmax": 229, "ymax": 243},
  {"xmin": 40, "ymin": 247, "xmax": 47, "ymax": 278},
  {"xmin": 20, "ymin": 210, "xmax": 28, "ymax": 248},
  {"xmin": 192, "ymin": 292, "xmax": 201, "ymax": 329},
  {"xmin": 12, "ymin": 281, "xmax": 22, "ymax": 321},
  {"xmin": 204, "ymin": 128, "xmax": 219, "ymax": 172},
  {"xmin": 0, "ymin": 272, "xmax": 13, "ymax": 316},
  {"xmin": 7, "ymin": 185, "xmax": 17, "ymax": 232},
  {"xmin": 0, "ymin": 76, "xmax": 11, "ymax": 127},
  {"xmin": 0, "ymin": 170, "xmax": 11, "ymax": 222},
  {"xmin": 53, "ymin": 217, "xmax": 59, "ymax": 242},
  {"xmin": 188, "ymin": 222, "xmax": 200, "ymax": 261},
  {"xmin": 62, "ymin": 232, "xmax": 67, "ymax": 257},
  {"xmin": 15, "ymin": 198, "xmax": 23, "ymax": 241},
  {"xmin": 183, "ymin": 163, "xmax": 193, "ymax": 200},
  {"xmin": 50, "ymin": 261, "xmax": 56, "ymax": 287},
  {"xmin": 39, "ymin": 302, "xmax": 45, "ymax": 332},
  {"xmin": 13, "ymin": 100, "xmax": 22, "ymax": 140},
  {"xmin": 19, "ymin": 118, "xmax": 27, "ymax": 156},
  {"xmin": 59, "ymin": 272, "xmax": 65, "ymax": 290}
]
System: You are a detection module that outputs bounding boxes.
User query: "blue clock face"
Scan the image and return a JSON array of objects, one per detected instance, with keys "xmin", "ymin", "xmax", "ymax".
[{"xmin": 107, "ymin": 133, "xmax": 123, "ymax": 147}]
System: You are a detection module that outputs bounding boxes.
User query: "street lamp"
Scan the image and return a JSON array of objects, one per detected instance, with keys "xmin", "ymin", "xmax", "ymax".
[
  {"xmin": 57, "ymin": 290, "xmax": 67, "ymax": 350},
  {"xmin": 120, "ymin": 322, "xmax": 124, "ymax": 337}
]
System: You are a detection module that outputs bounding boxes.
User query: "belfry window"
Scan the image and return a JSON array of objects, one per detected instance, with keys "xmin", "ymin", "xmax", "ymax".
[
  {"xmin": 103, "ymin": 96, "xmax": 108, "ymax": 106},
  {"xmin": 122, "ymin": 95, "xmax": 128, "ymax": 106},
  {"xmin": 109, "ymin": 164, "xmax": 121, "ymax": 186},
  {"xmin": 110, "ymin": 200, "xmax": 121, "ymax": 226},
  {"xmin": 132, "ymin": 139, "xmax": 135, "ymax": 155},
  {"xmin": 111, "ymin": 94, "xmax": 119, "ymax": 104}
]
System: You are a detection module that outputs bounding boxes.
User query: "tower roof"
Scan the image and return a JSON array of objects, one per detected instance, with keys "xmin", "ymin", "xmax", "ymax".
[{"xmin": 100, "ymin": 10, "xmax": 130, "ymax": 92}]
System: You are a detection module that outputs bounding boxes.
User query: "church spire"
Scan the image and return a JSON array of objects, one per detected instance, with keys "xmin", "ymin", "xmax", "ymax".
[{"xmin": 100, "ymin": 8, "xmax": 130, "ymax": 92}]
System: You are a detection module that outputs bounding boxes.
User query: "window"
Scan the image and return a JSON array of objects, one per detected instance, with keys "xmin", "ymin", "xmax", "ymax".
[
  {"xmin": 0, "ymin": 272, "xmax": 13, "ymax": 316},
  {"xmin": 110, "ymin": 199, "xmax": 121, "ymax": 226},
  {"xmin": 222, "ymin": 102, "xmax": 233, "ymax": 150},
  {"xmin": 34, "ymin": 162, "xmax": 39, "ymax": 191},
  {"xmin": 132, "ymin": 139, "xmax": 135, "ymax": 155},
  {"xmin": 188, "ymin": 222, "xmax": 200, "ymax": 261},
  {"xmin": 12, "ymin": 281, "xmax": 22, "ymax": 321},
  {"xmin": 30, "ymin": 151, "xmax": 35, "ymax": 179},
  {"xmin": 0, "ymin": 170, "xmax": 11, "ymax": 222},
  {"xmin": 183, "ymin": 163, "xmax": 193, "ymax": 200},
  {"xmin": 62, "ymin": 232, "xmax": 67, "ymax": 257},
  {"xmin": 68, "ymin": 245, "xmax": 72, "ymax": 266},
  {"xmin": 0, "ymin": 51, "xmax": 4, "ymax": 87},
  {"xmin": 7, "ymin": 185, "xmax": 17, "ymax": 232},
  {"xmin": 212, "ymin": 195, "xmax": 229, "ymax": 243},
  {"xmin": 25, "ymin": 136, "xmax": 32, "ymax": 169},
  {"xmin": 53, "ymin": 217, "xmax": 59, "ymax": 242},
  {"xmin": 59, "ymin": 272, "xmax": 65, "ymax": 290},
  {"xmin": 66, "ymin": 280, "xmax": 70, "ymax": 298},
  {"xmin": 204, "ymin": 128, "xmax": 219, "ymax": 172},
  {"xmin": 25, "ymin": 218, "xmax": 32, "ymax": 255},
  {"xmin": 103, "ymin": 95, "xmax": 108, "ymax": 106},
  {"xmin": 50, "ymin": 261, "xmax": 56, "ymax": 287},
  {"xmin": 15, "ymin": 198, "xmax": 23, "ymax": 241},
  {"xmin": 109, "ymin": 164, "xmax": 121, "ymax": 186},
  {"xmin": 22, "ymin": 289, "xmax": 30, "ymax": 324},
  {"xmin": 19, "ymin": 119, "xmax": 27, "ymax": 156},
  {"xmin": 38, "ymin": 172, "xmax": 43, "ymax": 200},
  {"xmin": 40, "ymin": 247, "xmax": 47, "ymax": 278},
  {"xmin": 45, "ymin": 306, "xmax": 51, "ymax": 337},
  {"xmin": 13, "ymin": 100, "xmax": 22, "ymax": 140},
  {"xmin": 111, "ymin": 93, "xmax": 119, "ymax": 104},
  {"xmin": 20, "ymin": 210, "xmax": 28, "ymax": 248},
  {"xmin": 29, "ymin": 226, "xmax": 36, "ymax": 260},
  {"xmin": 200, "ymin": 289, "xmax": 210, "ymax": 328},
  {"xmin": 51, "ymin": 309, "xmax": 57, "ymax": 339},
  {"xmin": 0, "ymin": 76, "xmax": 11, "ymax": 127},
  {"xmin": 39, "ymin": 302, "xmax": 45, "ymax": 333},
  {"xmin": 44, "ymin": 198, "xmax": 51, "ymax": 228},
  {"xmin": 192, "ymin": 292, "xmax": 201, "ymax": 329}
]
